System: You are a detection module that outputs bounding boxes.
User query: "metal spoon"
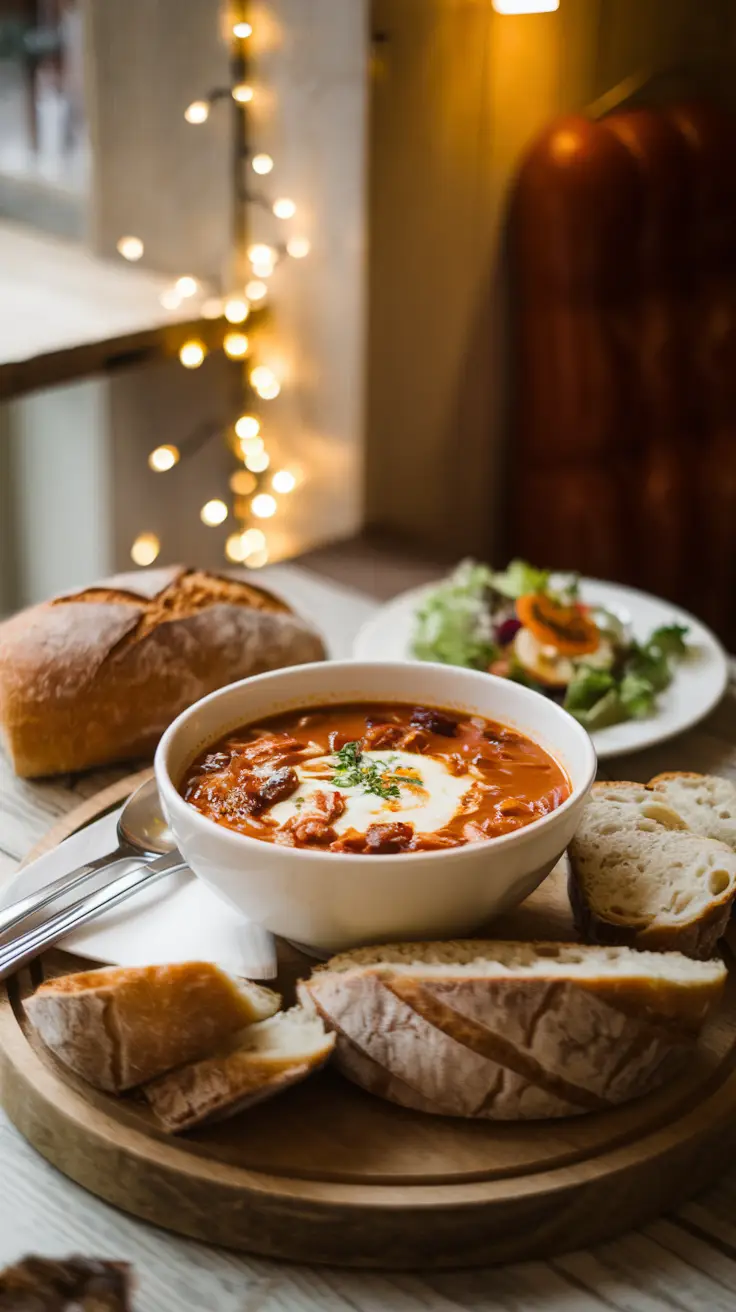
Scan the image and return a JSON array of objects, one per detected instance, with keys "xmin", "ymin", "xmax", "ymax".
[{"xmin": 0, "ymin": 777, "xmax": 184, "ymax": 952}]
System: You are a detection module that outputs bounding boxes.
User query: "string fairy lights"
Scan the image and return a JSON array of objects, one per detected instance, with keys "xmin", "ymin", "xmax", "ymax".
[
  {"xmin": 200, "ymin": 499, "xmax": 229, "ymax": 526},
  {"xmin": 224, "ymin": 297, "xmax": 250, "ymax": 323},
  {"xmin": 272, "ymin": 469, "xmax": 295, "ymax": 494},
  {"xmin": 130, "ymin": 532, "xmax": 160, "ymax": 566},
  {"xmin": 123, "ymin": 5, "xmax": 310, "ymax": 568},
  {"xmin": 116, "ymin": 235, "xmax": 144, "ymax": 261},
  {"xmin": 251, "ymin": 153, "xmax": 274, "ymax": 175},
  {"xmin": 148, "ymin": 444, "xmax": 180, "ymax": 472},
  {"xmin": 235, "ymin": 414, "xmax": 260, "ymax": 439},
  {"xmin": 179, "ymin": 340, "xmax": 206, "ymax": 368},
  {"xmin": 184, "ymin": 99, "xmax": 210, "ymax": 124},
  {"xmin": 245, "ymin": 279, "xmax": 268, "ymax": 302}
]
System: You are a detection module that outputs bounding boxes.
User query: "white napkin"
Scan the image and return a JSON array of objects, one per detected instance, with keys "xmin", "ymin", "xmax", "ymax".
[{"xmin": 0, "ymin": 808, "xmax": 278, "ymax": 979}]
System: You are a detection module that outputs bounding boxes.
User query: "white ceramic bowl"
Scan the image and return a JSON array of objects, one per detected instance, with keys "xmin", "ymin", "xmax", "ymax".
[{"xmin": 155, "ymin": 661, "xmax": 596, "ymax": 956}]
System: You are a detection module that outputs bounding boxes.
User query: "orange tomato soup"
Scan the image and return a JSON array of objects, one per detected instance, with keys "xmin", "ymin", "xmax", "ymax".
[{"xmin": 182, "ymin": 702, "xmax": 570, "ymax": 855}]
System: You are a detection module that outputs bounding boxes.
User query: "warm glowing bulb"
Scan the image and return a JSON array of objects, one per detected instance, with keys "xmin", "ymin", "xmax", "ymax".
[
  {"xmin": 272, "ymin": 469, "xmax": 296, "ymax": 494},
  {"xmin": 117, "ymin": 235, "xmax": 144, "ymax": 261},
  {"xmin": 492, "ymin": 0, "xmax": 558, "ymax": 9},
  {"xmin": 201, "ymin": 297, "xmax": 224, "ymax": 319},
  {"xmin": 224, "ymin": 298, "xmax": 250, "ymax": 323},
  {"xmin": 130, "ymin": 532, "xmax": 160, "ymax": 566},
  {"xmin": 175, "ymin": 275, "xmax": 199, "ymax": 298},
  {"xmin": 248, "ymin": 244, "xmax": 276, "ymax": 268},
  {"xmin": 251, "ymin": 493, "xmax": 276, "ymax": 518},
  {"xmin": 223, "ymin": 332, "xmax": 249, "ymax": 358},
  {"xmin": 286, "ymin": 237, "xmax": 310, "ymax": 259},
  {"xmin": 225, "ymin": 532, "xmax": 247, "ymax": 562},
  {"xmin": 245, "ymin": 280, "xmax": 268, "ymax": 302},
  {"xmin": 247, "ymin": 547, "xmax": 269, "ymax": 568},
  {"xmin": 233, "ymin": 21, "xmax": 252, "ymax": 37},
  {"xmin": 240, "ymin": 436, "xmax": 264, "ymax": 459},
  {"xmin": 232, "ymin": 83, "xmax": 254, "ymax": 104},
  {"xmin": 250, "ymin": 365, "xmax": 281, "ymax": 399},
  {"xmin": 273, "ymin": 197, "xmax": 296, "ymax": 220},
  {"xmin": 252, "ymin": 153, "xmax": 274, "ymax": 175},
  {"xmin": 230, "ymin": 469, "xmax": 257, "ymax": 495},
  {"xmin": 246, "ymin": 449, "xmax": 270, "ymax": 473},
  {"xmin": 159, "ymin": 288, "xmax": 181, "ymax": 310},
  {"xmin": 200, "ymin": 498, "xmax": 228, "ymax": 526},
  {"xmin": 148, "ymin": 444, "xmax": 180, "ymax": 472},
  {"xmin": 179, "ymin": 340, "xmax": 206, "ymax": 368},
  {"xmin": 242, "ymin": 528, "xmax": 266, "ymax": 553},
  {"xmin": 185, "ymin": 99, "xmax": 210, "ymax": 124},
  {"xmin": 235, "ymin": 414, "xmax": 260, "ymax": 439}
]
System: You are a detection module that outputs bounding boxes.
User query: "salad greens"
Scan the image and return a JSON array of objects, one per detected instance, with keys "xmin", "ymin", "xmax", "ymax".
[
  {"xmin": 488, "ymin": 560, "xmax": 550, "ymax": 600},
  {"xmin": 411, "ymin": 559, "xmax": 691, "ymax": 734},
  {"xmin": 564, "ymin": 623, "xmax": 690, "ymax": 730},
  {"xmin": 412, "ymin": 560, "xmax": 497, "ymax": 670}
]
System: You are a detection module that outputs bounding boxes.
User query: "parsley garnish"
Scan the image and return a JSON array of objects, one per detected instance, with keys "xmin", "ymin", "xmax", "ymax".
[{"xmin": 331, "ymin": 741, "xmax": 421, "ymax": 800}]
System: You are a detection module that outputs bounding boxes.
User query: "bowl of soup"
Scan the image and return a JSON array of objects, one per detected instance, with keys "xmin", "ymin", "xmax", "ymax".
[{"xmin": 155, "ymin": 661, "xmax": 596, "ymax": 954}]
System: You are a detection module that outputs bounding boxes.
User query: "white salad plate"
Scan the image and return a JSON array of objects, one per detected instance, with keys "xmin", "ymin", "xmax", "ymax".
[{"xmin": 353, "ymin": 576, "xmax": 729, "ymax": 760}]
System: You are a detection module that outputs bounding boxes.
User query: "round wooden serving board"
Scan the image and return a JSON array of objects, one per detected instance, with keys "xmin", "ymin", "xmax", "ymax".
[{"xmin": 3, "ymin": 774, "xmax": 736, "ymax": 1269}]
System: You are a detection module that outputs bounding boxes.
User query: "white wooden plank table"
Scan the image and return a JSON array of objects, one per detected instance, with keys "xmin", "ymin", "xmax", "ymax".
[{"xmin": 2, "ymin": 560, "xmax": 736, "ymax": 1310}]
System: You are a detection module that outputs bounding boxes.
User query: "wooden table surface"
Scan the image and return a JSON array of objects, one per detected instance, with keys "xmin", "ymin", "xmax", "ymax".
[{"xmin": 2, "ymin": 558, "xmax": 736, "ymax": 1311}]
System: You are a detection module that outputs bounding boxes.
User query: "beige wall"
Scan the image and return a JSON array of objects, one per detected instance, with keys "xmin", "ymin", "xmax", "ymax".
[
  {"xmin": 86, "ymin": 0, "xmax": 232, "ymax": 278},
  {"xmin": 366, "ymin": 0, "xmax": 736, "ymax": 562}
]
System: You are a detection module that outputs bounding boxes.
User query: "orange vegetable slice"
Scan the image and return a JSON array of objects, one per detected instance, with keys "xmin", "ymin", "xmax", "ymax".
[{"xmin": 515, "ymin": 593, "xmax": 600, "ymax": 657}]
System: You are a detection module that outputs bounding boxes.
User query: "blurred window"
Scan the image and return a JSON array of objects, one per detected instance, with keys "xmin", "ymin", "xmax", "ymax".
[{"xmin": 0, "ymin": 0, "xmax": 88, "ymax": 236}]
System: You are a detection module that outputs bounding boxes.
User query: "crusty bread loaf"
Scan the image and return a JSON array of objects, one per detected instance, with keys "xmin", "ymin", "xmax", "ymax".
[
  {"xmin": 25, "ymin": 962, "xmax": 280, "ymax": 1092},
  {"xmin": 298, "ymin": 940, "xmax": 725, "ymax": 1119},
  {"xmin": 0, "ymin": 566, "xmax": 325, "ymax": 777},
  {"xmin": 144, "ymin": 1006, "xmax": 335, "ymax": 1132},
  {"xmin": 648, "ymin": 772, "xmax": 736, "ymax": 852},
  {"xmin": 568, "ymin": 782, "xmax": 736, "ymax": 958}
]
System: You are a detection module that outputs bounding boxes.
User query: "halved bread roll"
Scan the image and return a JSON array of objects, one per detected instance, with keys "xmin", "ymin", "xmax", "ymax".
[
  {"xmin": 568, "ymin": 781, "xmax": 736, "ymax": 958},
  {"xmin": 299, "ymin": 940, "xmax": 725, "ymax": 1119},
  {"xmin": 649, "ymin": 772, "xmax": 736, "ymax": 853},
  {"xmin": 144, "ymin": 1006, "xmax": 335, "ymax": 1132},
  {"xmin": 25, "ymin": 962, "xmax": 280, "ymax": 1092}
]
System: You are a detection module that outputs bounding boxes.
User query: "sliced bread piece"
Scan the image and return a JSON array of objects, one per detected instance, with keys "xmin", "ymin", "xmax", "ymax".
[
  {"xmin": 568, "ymin": 782, "xmax": 736, "ymax": 958},
  {"xmin": 649, "ymin": 772, "xmax": 736, "ymax": 852},
  {"xmin": 25, "ymin": 962, "xmax": 280, "ymax": 1092},
  {"xmin": 298, "ymin": 940, "xmax": 725, "ymax": 1120},
  {"xmin": 144, "ymin": 1006, "xmax": 335, "ymax": 1132}
]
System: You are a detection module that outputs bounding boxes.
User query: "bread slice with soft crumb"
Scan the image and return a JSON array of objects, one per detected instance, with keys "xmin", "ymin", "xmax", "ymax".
[
  {"xmin": 568, "ymin": 782, "xmax": 736, "ymax": 958},
  {"xmin": 25, "ymin": 962, "xmax": 280, "ymax": 1092},
  {"xmin": 299, "ymin": 940, "xmax": 725, "ymax": 1120},
  {"xmin": 649, "ymin": 772, "xmax": 736, "ymax": 852},
  {"xmin": 144, "ymin": 1006, "xmax": 335, "ymax": 1132}
]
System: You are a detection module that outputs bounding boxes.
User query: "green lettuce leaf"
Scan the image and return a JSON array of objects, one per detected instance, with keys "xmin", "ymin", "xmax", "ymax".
[
  {"xmin": 564, "ymin": 667, "xmax": 616, "ymax": 713},
  {"xmin": 568, "ymin": 688, "xmax": 628, "ymax": 731},
  {"xmin": 619, "ymin": 672, "xmax": 656, "ymax": 719},
  {"xmin": 625, "ymin": 643, "xmax": 671, "ymax": 693},
  {"xmin": 411, "ymin": 560, "xmax": 497, "ymax": 669},
  {"xmin": 488, "ymin": 559, "xmax": 550, "ymax": 600},
  {"xmin": 647, "ymin": 623, "xmax": 689, "ymax": 658}
]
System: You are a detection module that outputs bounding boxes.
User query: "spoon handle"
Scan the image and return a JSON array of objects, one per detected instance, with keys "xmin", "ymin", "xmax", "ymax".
[
  {"xmin": 0, "ymin": 852, "xmax": 186, "ymax": 982},
  {"xmin": 0, "ymin": 848, "xmax": 129, "ymax": 937}
]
